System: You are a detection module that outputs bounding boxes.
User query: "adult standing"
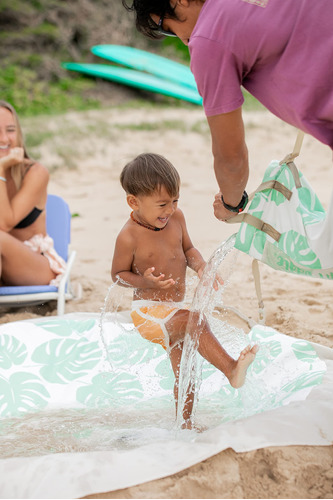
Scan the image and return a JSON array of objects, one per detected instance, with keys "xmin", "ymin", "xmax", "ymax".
[{"xmin": 122, "ymin": 0, "xmax": 333, "ymax": 221}]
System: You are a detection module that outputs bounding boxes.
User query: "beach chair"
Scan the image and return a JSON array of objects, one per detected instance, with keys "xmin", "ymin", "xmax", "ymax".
[
  {"xmin": 227, "ymin": 131, "xmax": 333, "ymax": 325},
  {"xmin": 0, "ymin": 194, "xmax": 79, "ymax": 315}
]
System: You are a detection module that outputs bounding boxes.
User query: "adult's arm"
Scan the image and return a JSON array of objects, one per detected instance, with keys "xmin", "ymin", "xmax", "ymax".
[
  {"xmin": 0, "ymin": 149, "xmax": 49, "ymax": 231},
  {"xmin": 207, "ymin": 107, "xmax": 249, "ymax": 220}
]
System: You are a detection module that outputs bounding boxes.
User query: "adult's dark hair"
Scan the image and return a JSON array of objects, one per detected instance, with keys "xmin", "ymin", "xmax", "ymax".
[{"xmin": 122, "ymin": 0, "xmax": 178, "ymax": 38}]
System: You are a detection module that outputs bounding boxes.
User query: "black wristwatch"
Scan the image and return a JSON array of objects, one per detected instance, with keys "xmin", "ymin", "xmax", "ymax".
[{"xmin": 221, "ymin": 190, "xmax": 248, "ymax": 213}]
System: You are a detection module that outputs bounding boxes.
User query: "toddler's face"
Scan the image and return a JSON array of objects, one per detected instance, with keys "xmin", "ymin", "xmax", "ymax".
[{"xmin": 134, "ymin": 186, "xmax": 179, "ymax": 230}]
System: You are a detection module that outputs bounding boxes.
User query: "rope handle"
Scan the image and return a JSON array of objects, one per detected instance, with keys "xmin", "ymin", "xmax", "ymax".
[
  {"xmin": 252, "ymin": 259, "xmax": 266, "ymax": 324},
  {"xmin": 227, "ymin": 212, "xmax": 281, "ymax": 242},
  {"xmin": 279, "ymin": 130, "xmax": 305, "ymax": 188},
  {"xmin": 249, "ymin": 179, "xmax": 293, "ymax": 201},
  {"xmin": 279, "ymin": 129, "xmax": 304, "ymax": 165}
]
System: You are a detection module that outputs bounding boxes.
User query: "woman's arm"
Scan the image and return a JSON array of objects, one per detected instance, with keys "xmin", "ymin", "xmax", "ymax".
[{"xmin": 0, "ymin": 149, "xmax": 49, "ymax": 231}]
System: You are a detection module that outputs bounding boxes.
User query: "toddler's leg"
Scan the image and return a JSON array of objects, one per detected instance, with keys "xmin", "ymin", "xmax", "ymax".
[
  {"xmin": 167, "ymin": 309, "xmax": 258, "ymax": 389},
  {"xmin": 169, "ymin": 342, "xmax": 194, "ymax": 428}
]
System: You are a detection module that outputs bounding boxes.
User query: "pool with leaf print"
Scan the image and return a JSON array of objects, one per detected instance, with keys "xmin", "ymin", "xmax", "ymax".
[
  {"xmin": 0, "ymin": 311, "xmax": 331, "ymax": 499},
  {"xmin": 0, "ymin": 310, "xmax": 326, "ymax": 422}
]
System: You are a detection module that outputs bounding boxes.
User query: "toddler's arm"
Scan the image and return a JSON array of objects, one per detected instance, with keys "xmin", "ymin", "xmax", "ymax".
[
  {"xmin": 179, "ymin": 209, "xmax": 222, "ymax": 290},
  {"xmin": 185, "ymin": 247, "xmax": 206, "ymax": 277},
  {"xmin": 114, "ymin": 266, "xmax": 175, "ymax": 290},
  {"xmin": 176, "ymin": 208, "xmax": 206, "ymax": 275},
  {"xmin": 186, "ymin": 247, "xmax": 223, "ymax": 290}
]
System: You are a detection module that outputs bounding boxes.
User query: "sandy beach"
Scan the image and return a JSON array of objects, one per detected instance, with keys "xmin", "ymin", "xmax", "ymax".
[{"xmin": 1, "ymin": 104, "xmax": 332, "ymax": 498}]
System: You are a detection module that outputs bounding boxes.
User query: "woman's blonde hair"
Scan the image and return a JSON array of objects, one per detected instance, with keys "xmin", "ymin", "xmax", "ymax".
[{"xmin": 0, "ymin": 100, "xmax": 33, "ymax": 190}]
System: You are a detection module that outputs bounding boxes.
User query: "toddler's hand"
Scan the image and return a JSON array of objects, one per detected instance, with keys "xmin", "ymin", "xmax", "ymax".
[
  {"xmin": 0, "ymin": 147, "xmax": 24, "ymax": 170},
  {"xmin": 214, "ymin": 273, "xmax": 224, "ymax": 291},
  {"xmin": 143, "ymin": 267, "xmax": 175, "ymax": 289},
  {"xmin": 197, "ymin": 264, "xmax": 223, "ymax": 291}
]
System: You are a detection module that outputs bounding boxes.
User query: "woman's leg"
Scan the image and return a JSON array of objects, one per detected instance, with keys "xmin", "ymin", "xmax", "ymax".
[
  {"xmin": 166, "ymin": 309, "xmax": 258, "ymax": 388},
  {"xmin": 0, "ymin": 231, "xmax": 56, "ymax": 285}
]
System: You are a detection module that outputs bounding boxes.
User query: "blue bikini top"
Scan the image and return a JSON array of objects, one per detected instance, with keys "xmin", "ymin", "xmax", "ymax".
[{"xmin": 14, "ymin": 207, "xmax": 43, "ymax": 229}]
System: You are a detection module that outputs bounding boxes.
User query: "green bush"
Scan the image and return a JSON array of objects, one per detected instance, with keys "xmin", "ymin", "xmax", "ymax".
[{"xmin": 0, "ymin": 65, "xmax": 100, "ymax": 116}]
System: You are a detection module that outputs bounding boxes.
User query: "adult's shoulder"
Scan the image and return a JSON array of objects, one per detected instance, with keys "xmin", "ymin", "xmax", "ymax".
[{"xmin": 24, "ymin": 160, "xmax": 49, "ymax": 184}]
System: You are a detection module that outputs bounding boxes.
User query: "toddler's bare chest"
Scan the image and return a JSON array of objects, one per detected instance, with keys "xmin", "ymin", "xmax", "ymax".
[{"xmin": 133, "ymin": 231, "xmax": 185, "ymax": 271}]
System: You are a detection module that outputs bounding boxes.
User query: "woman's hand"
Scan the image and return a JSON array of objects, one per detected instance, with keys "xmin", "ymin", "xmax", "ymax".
[
  {"xmin": 0, "ymin": 147, "xmax": 24, "ymax": 171},
  {"xmin": 143, "ymin": 267, "xmax": 175, "ymax": 289}
]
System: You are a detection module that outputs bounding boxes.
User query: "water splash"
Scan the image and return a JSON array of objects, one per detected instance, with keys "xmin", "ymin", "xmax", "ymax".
[
  {"xmin": 98, "ymin": 277, "xmax": 131, "ymax": 373},
  {"xmin": 0, "ymin": 407, "xmax": 176, "ymax": 459},
  {"xmin": 176, "ymin": 233, "xmax": 240, "ymax": 429},
  {"xmin": 98, "ymin": 284, "xmax": 117, "ymax": 372}
]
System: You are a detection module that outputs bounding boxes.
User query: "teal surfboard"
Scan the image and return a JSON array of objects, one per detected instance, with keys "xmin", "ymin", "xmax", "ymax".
[
  {"xmin": 91, "ymin": 44, "xmax": 198, "ymax": 91},
  {"xmin": 62, "ymin": 62, "xmax": 203, "ymax": 105}
]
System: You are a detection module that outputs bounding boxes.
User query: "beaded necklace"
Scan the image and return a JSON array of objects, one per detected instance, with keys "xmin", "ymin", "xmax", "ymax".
[{"xmin": 130, "ymin": 211, "xmax": 168, "ymax": 232}]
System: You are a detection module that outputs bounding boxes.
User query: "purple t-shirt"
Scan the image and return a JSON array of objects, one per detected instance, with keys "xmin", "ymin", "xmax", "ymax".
[{"xmin": 189, "ymin": 0, "xmax": 333, "ymax": 148}]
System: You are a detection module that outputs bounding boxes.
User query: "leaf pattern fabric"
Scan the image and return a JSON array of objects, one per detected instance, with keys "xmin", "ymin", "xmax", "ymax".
[
  {"xmin": 235, "ymin": 160, "xmax": 333, "ymax": 279},
  {"xmin": 0, "ymin": 314, "xmax": 326, "ymax": 420}
]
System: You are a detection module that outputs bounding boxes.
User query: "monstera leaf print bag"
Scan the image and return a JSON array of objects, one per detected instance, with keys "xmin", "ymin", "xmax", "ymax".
[{"xmin": 227, "ymin": 131, "xmax": 333, "ymax": 322}]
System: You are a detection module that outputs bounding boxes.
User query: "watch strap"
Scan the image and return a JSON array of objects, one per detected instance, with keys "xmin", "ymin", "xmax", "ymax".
[{"xmin": 221, "ymin": 190, "xmax": 248, "ymax": 213}]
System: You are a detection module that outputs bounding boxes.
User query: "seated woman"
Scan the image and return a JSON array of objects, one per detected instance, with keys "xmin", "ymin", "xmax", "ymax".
[{"xmin": 0, "ymin": 100, "xmax": 66, "ymax": 287}]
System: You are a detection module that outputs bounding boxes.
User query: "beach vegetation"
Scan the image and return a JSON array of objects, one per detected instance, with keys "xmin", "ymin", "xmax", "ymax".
[
  {"xmin": 0, "ymin": 0, "xmax": 37, "ymax": 15},
  {"xmin": 25, "ymin": 131, "xmax": 56, "ymax": 149},
  {"xmin": 191, "ymin": 120, "xmax": 210, "ymax": 135},
  {"xmin": 0, "ymin": 66, "xmax": 100, "ymax": 117},
  {"xmin": 114, "ymin": 120, "xmax": 188, "ymax": 133},
  {"xmin": 1, "ymin": 0, "xmax": 263, "ymax": 118},
  {"xmin": 22, "ymin": 22, "xmax": 60, "ymax": 42}
]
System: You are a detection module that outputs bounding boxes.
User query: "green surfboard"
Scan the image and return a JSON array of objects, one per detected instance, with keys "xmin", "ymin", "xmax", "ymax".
[
  {"xmin": 91, "ymin": 44, "xmax": 198, "ymax": 91},
  {"xmin": 62, "ymin": 62, "xmax": 203, "ymax": 105}
]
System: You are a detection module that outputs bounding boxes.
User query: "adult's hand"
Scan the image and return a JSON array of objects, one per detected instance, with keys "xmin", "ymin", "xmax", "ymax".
[
  {"xmin": 0, "ymin": 147, "xmax": 24, "ymax": 171},
  {"xmin": 213, "ymin": 192, "xmax": 236, "ymax": 221}
]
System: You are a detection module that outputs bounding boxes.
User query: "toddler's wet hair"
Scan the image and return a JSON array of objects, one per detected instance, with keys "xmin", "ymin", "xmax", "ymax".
[{"xmin": 120, "ymin": 153, "xmax": 180, "ymax": 197}]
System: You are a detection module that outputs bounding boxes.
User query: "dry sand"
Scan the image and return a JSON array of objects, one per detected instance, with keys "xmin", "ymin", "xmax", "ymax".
[{"xmin": 1, "ymin": 105, "xmax": 332, "ymax": 498}]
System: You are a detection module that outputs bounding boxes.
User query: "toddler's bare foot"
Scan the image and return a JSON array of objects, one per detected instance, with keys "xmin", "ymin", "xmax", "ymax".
[
  {"xmin": 229, "ymin": 344, "xmax": 259, "ymax": 388},
  {"xmin": 181, "ymin": 418, "xmax": 193, "ymax": 430},
  {"xmin": 180, "ymin": 419, "xmax": 207, "ymax": 433}
]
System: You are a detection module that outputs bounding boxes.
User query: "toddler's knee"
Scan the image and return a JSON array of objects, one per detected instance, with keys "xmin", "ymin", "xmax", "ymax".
[{"xmin": 188, "ymin": 310, "xmax": 206, "ymax": 326}]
